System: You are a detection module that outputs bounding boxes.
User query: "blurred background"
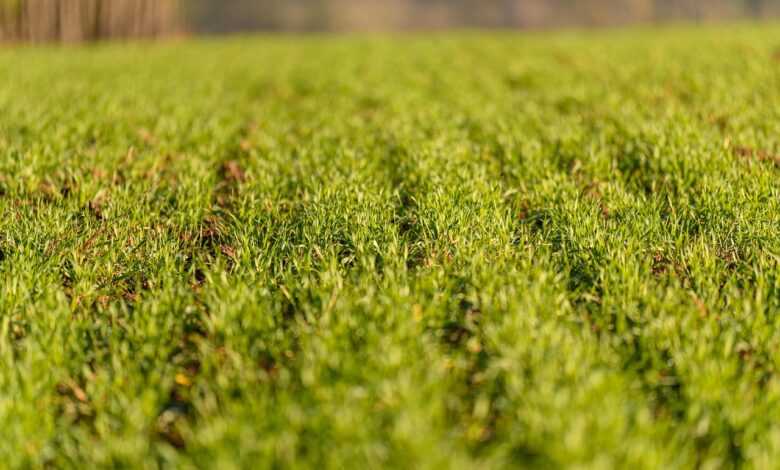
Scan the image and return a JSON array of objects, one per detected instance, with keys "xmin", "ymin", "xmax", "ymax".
[
  {"xmin": 1, "ymin": 0, "xmax": 778, "ymax": 42},
  {"xmin": 188, "ymin": 0, "xmax": 780, "ymax": 33}
]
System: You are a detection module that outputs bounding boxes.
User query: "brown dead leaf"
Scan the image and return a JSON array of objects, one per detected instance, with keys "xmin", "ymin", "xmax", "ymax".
[
  {"xmin": 88, "ymin": 189, "xmax": 109, "ymax": 220},
  {"xmin": 733, "ymin": 146, "xmax": 780, "ymax": 167},
  {"xmin": 57, "ymin": 380, "xmax": 88, "ymax": 403},
  {"xmin": 71, "ymin": 384, "xmax": 88, "ymax": 403},
  {"xmin": 38, "ymin": 180, "xmax": 59, "ymax": 200},
  {"xmin": 652, "ymin": 253, "xmax": 669, "ymax": 276},
  {"xmin": 92, "ymin": 167, "xmax": 108, "ymax": 180},
  {"xmin": 220, "ymin": 245, "xmax": 236, "ymax": 258},
  {"xmin": 222, "ymin": 160, "xmax": 246, "ymax": 183},
  {"xmin": 137, "ymin": 128, "xmax": 155, "ymax": 145},
  {"xmin": 691, "ymin": 294, "xmax": 708, "ymax": 318}
]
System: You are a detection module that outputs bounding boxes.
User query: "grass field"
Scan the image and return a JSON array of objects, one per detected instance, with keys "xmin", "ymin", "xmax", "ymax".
[{"xmin": 2, "ymin": 24, "xmax": 780, "ymax": 468}]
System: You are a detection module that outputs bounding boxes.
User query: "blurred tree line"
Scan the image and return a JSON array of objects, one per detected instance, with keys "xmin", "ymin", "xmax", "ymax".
[
  {"xmin": 186, "ymin": 0, "xmax": 779, "ymax": 32},
  {"xmin": 1, "ymin": 0, "xmax": 777, "ymax": 42},
  {"xmin": 0, "ymin": 0, "xmax": 181, "ymax": 42}
]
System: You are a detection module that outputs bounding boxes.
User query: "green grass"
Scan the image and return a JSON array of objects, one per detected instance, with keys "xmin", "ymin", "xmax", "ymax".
[{"xmin": 2, "ymin": 24, "xmax": 780, "ymax": 468}]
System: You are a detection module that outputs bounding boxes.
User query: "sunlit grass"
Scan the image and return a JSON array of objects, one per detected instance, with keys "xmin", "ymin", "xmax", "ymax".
[{"xmin": 1, "ymin": 25, "xmax": 780, "ymax": 467}]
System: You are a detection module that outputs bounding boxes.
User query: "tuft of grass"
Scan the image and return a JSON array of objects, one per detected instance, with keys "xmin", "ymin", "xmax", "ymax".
[{"xmin": 2, "ymin": 25, "xmax": 780, "ymax": 467}]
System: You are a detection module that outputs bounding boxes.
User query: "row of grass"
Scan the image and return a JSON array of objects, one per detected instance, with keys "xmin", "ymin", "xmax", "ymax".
[{"xmin": 1, "ymin": 25, "xmax": 780, "ymax": 468}]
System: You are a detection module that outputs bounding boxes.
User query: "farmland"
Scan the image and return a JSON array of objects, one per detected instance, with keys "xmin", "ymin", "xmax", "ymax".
[{"xmin": 2, "ymin": 25, "xmax": 780, "ymax": 467}]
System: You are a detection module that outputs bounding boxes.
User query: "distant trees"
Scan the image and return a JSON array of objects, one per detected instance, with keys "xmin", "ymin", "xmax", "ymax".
[
  {"xmin": 185, "ymin": 0, "xmax": 278, "ymax": 33},
  {"xmin": 184, "ymin": 0, "xmax": 776, "ymax": 32},
  {"xmin": 0, "ymin": 0, "xmax": 776, "ymax": 42},
  {"xmin": 746, "ymin": 0, "xmax": 766, "ymax": 16},
  {"xmin": 0, "ymin": 0, "xmax": 181, "ymax": 42}
]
